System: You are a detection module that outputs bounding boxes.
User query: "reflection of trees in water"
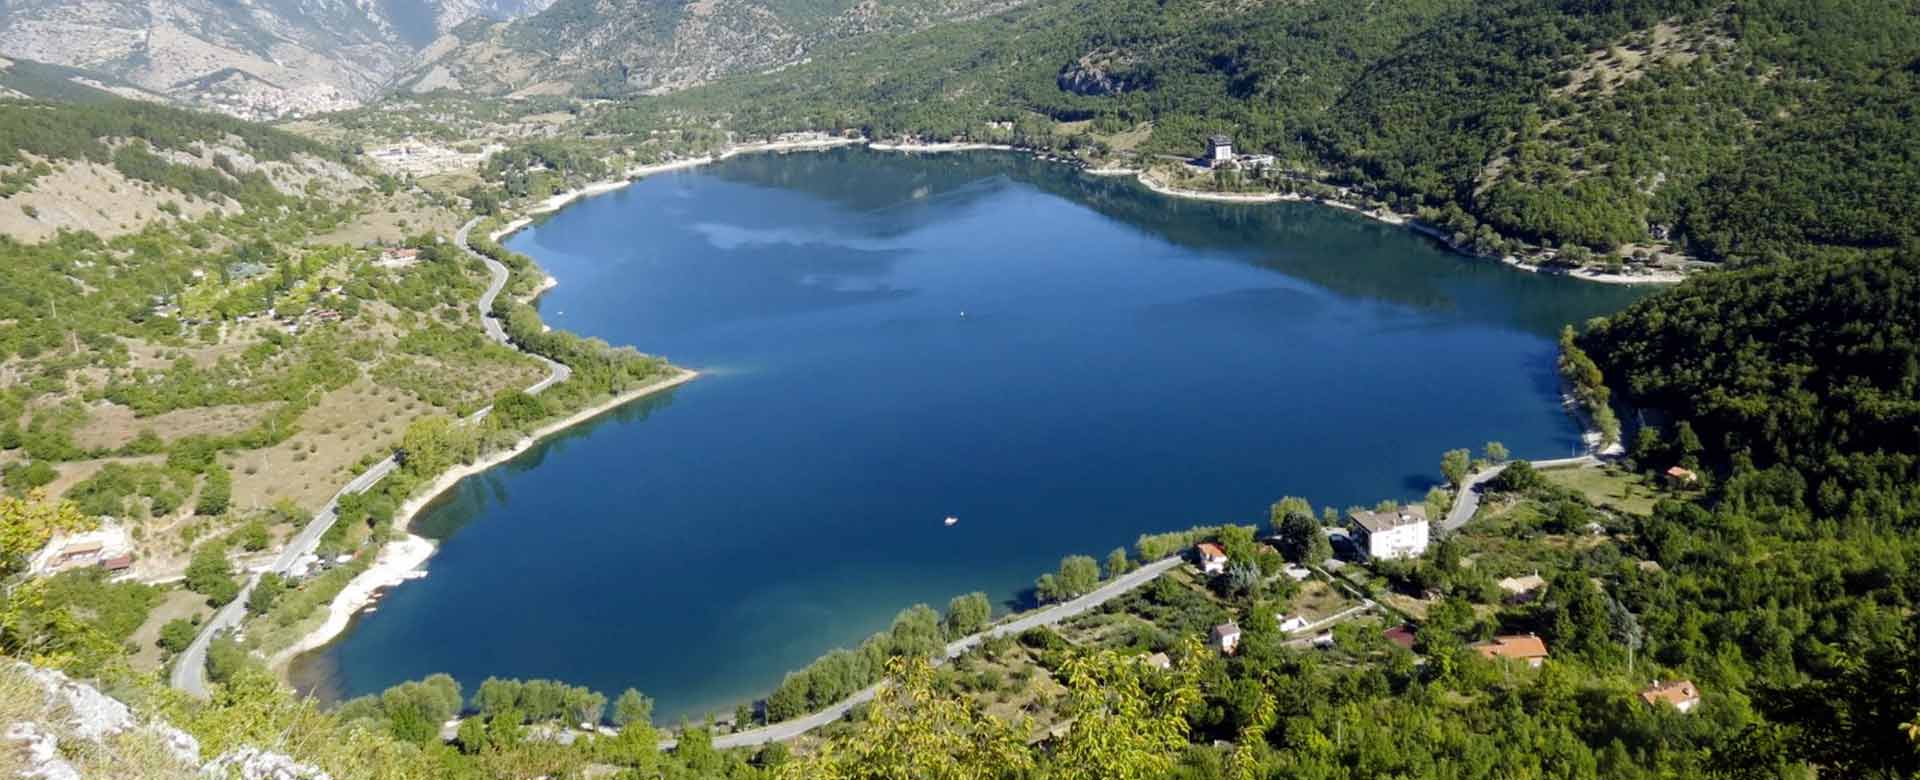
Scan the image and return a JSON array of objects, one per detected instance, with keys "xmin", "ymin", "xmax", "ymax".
[
  {"xmin": 409, "ymin": 386, "xmax": 685, "ymax": 541},
  {"xmin": 707, "ymin": 147, "xmax": 1649, "ymax": 337}
]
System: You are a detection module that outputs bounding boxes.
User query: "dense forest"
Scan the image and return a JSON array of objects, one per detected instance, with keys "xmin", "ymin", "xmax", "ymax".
[
  {"xmin": 612, "ymin": 0, "xmax": 1919, "ymax": 265},
  {"xmin": 1582, "ymin": 250, "xmax": 1920, "ymax": 506}
]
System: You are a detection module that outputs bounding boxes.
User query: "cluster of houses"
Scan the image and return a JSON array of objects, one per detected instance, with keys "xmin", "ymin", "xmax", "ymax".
[
  {"xmin": 274, "ymin": 302, "xmax": 344, "ymax": 335},
  {"xmin": 1180, "ymin": 503, "xmax": 1702, "ymax": 714},
  {"xmin": 1202, "ymin": 135, "xmax": 1277, "ymax": 172},
  {"xmin": 367, "ymin": 140, "xmax": 505, "ymax": 177}
]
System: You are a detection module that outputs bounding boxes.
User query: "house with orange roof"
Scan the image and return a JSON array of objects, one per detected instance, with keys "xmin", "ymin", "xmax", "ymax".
[
  {"xmin": 1474, "ymin": 634, "xmax": 1550, "ymax": 668},
  {"xmin": 1195, "ymin": 542, "xmax": 1229, "ymax": 575},
  {"xmin": 1639, "ymin": 680, "xmax": 1701, "ymax": 712}
]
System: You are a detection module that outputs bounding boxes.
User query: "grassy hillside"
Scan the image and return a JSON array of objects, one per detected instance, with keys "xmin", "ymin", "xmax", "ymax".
[{"xmin": 0, "ymin": 97, "xmax": 552, "ymax": 581}]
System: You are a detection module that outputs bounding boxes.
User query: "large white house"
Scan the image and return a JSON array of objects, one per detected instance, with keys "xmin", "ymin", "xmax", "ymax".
[
  {"xmin": 1206, "ymin": 135, "xmax": 1234, "ymax": 166},
  {"xmin": 1347, "ymin": 505, "xmax": 1430, "ymax": 560}
]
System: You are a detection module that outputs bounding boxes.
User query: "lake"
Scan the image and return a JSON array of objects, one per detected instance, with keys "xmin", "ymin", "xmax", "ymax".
[{"xmin": 290, "ymin": 147, "xmax": 1646, "ymax": 721}]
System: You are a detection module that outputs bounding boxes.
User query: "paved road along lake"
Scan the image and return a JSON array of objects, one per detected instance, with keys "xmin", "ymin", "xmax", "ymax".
[{"xmin": 291, "ymin": 148, "xmax": 1646, "ymax": 721}]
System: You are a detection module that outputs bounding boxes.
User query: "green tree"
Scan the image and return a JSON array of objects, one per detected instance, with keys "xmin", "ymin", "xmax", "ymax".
[
  {"xmin": 1274, "ymin": 511, "xmax": 1328, "ymax": 566},
  {"xmin": 234, "ymin": 520, "xmax": 269, "ymax": 552},
  {"xmin": 1674, "ymin": 421, "xmax": 1705, "ymax": 468},
  {"xmin": 158, "ymin": 617, "xmax": 197, "ymax": 653},
  {"xmin": 184, "ymin": 545, "xmax": 238, "ymax": 606},
  {"xmin": 490, "ymin": 389, "xmax": 546, "ymax": 427},
  {"xmin": 487, "ymin": 707, "xmax": 524, "ymax": 748},
  {"xmin": 1216, "ymin": 525, "xmax": 1259, "ymax": 565},
  {"xmin": 676, "ymin": 722, "xmax": 720, "ymax": 776},
  {"xmin": 1267, "ymin": 496, "xmax": 1313, "ymax": 535},
  {"xmin": 1484, "ymin": 441, "xmax": 1510, "ymax": 463},
  {"xmin": 777, "ymin": 657, "xmax": 1034, "ymax": 780},
  {"xmin": 0, "ymin": 491, "xmax": 90, "ymax": 578},
  {"xmin": 1052, "ymin": 643, "xmax": 1203, "ymax": 780},
  {"xmin": 1424, "ymin": 486, "xmax": 1451, "ymax": 527},
  {"xmin": 605, "ymin": 716, "xmax": 659, "ymax": 770},
  {"xmin": 1629, "ymin": 425, "xmax": 1665, "ymax": 466},
  {"xmin": 1037, "ymin": 555, "xmax": 1101, "ymax": 602},
  {"xmin": 205, "ymin": 635, "xmax": 257, "ymax": 685},
  {"xmin": 245, "ymin": 572, "xmax": 286, "ymax": 614},
  {"xmin": 455, "ymin": 716, "xmax": 490, "ymax": 755},
  {"xmin": 195, "ymin": 464, "xmax": 232, "ymax": 516},
  {"xmin": 2, "ymin": 460, "xmax": 57, "ymax": 492},
  {"xmin": 1105, "ymin": 547, "xmax": 1132, "ymax": 578},
  {"xmin": 611, "ymin": 688, "xmax": 654, "ymax": 728},
  {"xmin": 945, "ymin": 592, "xmax": 992, "ymax": 637},
  {"xmin": 1490, "ymin": 461, "xmax": 1542, "ymax": 493},
  {"xmin": 1441, "ymin": 448, "xmax": 1473, "ymax": 486},
  {"xmin": 474, "ymin": 677, "xmax": 523, "ymax": 717}
]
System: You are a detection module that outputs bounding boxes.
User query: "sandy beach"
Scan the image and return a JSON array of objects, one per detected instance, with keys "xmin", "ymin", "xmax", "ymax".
[
  {"xmin": 269, "ymin": 534, "xmax": 435, "ymax": 668},
  {"xmin": 519, "ymin": 274, "xmax": 559, "ymax": 304},
  {"xmin": 272, "ymin": 369, "xmax": 701, "ymax": 671}
]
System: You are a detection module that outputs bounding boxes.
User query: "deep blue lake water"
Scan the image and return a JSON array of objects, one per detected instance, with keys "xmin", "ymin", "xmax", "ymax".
[{"xmin": 291, "ymin": 148, "xmax": 1646, "ymax": 721}]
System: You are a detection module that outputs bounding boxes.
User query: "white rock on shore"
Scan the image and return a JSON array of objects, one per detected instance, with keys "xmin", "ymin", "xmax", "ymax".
[{"xmin": 270, "ymin": 534, "xmax": 436, "ymax": 667}]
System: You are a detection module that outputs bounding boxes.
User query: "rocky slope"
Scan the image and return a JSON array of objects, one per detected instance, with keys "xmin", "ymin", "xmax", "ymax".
[
  {"xmin": 400, "ymin": 0, "xmax": 1030, "ymax": 97},
  {"xmin": 0, "ymin": 0, "xmax": 554, "ymax": 119},
  {"xmin": 2, "ymin": 661, "xmax": 333, "ymax": 780}
]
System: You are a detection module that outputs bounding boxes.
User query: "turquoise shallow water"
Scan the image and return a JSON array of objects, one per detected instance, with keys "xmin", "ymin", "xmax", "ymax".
[{"xmin": 291, "ymin": 148, "xmax": 1645, "ymax": 722}]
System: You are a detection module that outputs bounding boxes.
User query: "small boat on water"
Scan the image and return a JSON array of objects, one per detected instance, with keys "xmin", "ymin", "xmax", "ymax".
[{"xmin": 944, "ymin": 516, "xmax": 959, "ymax": 527}]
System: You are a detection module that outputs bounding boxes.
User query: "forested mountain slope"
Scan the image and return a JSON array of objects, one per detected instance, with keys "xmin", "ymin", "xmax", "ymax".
[
  {"xmin": 630, "ymin": 0, "xmax": 1919, "ymax": 265},
  {"xmin": 1583, "ymin": 250, "xmax": 1920, "ymax": 496}
]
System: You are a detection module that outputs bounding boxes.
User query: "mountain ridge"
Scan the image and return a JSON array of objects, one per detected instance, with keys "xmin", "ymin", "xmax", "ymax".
[
  {"xmin": 0, "ymin": 0, "xmax": 557, "ymax": 119},
  {"xmin": 398, "ymin": 0, "xmax": 1033, "ymax": 97}
]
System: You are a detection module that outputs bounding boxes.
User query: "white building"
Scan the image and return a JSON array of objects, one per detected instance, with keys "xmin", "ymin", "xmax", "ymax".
[
  {"xmin": 1195, "ymin": 542, "xmax": 1229, "ymax": 575},
  {"xmin": 1206, "ymin": 135, "xmax": 1234, "ymax": 167},
  {"xmin": 1347, "ymin": 505, "xmax": 1430, "ymax": 560},
  {"xmin": 1277, "ymin": 614, "xmax": 1310, "ymax": 634},
  {"xmin": 1212, "ymin": 623, "xmax": 1242, "ymax": 655}
]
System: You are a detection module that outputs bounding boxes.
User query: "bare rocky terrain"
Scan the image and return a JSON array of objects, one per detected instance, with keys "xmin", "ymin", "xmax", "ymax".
[
  {"xmin": 401, "ymin": 0, "xmax": 1032, "ymax": 97},
  {"xmin": 0, "ymin": 0, "xmax": 556, "ymax": 118}
]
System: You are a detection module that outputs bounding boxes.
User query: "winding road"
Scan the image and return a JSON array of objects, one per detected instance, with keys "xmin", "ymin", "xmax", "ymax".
[
  {"xmin": 171, "ymin": 219, "xmax": 572, "ymax": 699},
  {"xmin": 1443, "ymin": 454, "xmax": 1602, "ymax": 533},
  {"xmin": 661, "ymin": 556, "xmax": 1184, "ymax": 750}
]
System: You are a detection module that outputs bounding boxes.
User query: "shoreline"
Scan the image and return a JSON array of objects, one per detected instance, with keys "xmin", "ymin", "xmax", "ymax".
[
  {"xmin": 272, "ymin": 368, "xmax": 701, "ymax": 674},
  {"xmin": 1132, "ymin": 170, "xmax": 1685, "ymax": 286},
  {"xmin": 491, "ymin": 137, "xmax": 863, "ymax": 244},
  {"xmin": 499, "ymin": 136, "xmax": 1686, "ymax": 287},
  {"xmin": 867, "ymin": 141, "xmax": 1018, "ymax": 153},
  {"xmin": 267, "ymin": 134, "xmax": 1649, "ymax": 705},
  {"xmin": 269, "ymin": 534, "xmax": 434, "ymax": 669}
]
